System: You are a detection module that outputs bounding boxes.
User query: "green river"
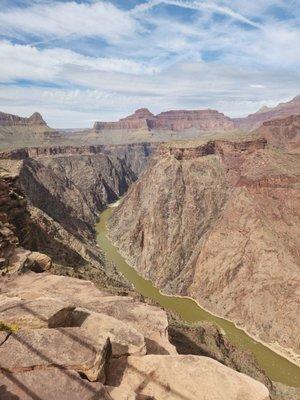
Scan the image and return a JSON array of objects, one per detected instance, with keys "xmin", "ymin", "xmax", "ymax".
[{"xmin": 96, "ymin": 204, "xmax": 300, "ymax": 388}]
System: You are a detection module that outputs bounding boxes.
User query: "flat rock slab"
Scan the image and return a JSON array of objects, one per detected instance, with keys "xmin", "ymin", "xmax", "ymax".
[
  {"xmin": 108, "ymin": 355, "xmax": 270, "ymax": 400},
  {"xmin": 71, "ymin": 308, "xmax": 146, "ymax": 357},
  {"xmin": 0, "ymin": 327, "xmax": 110, "ymax": 382},
  {"xmin": 0, "ymin": 273, "xmax": 176, "ymax": 355},
  {"xmin": 0, "ymin": 296, "xmax": 74, "ymax": 329},
  {"xmin": 0, "ymin": 368, "xmax": 109, "ymax": 400}
]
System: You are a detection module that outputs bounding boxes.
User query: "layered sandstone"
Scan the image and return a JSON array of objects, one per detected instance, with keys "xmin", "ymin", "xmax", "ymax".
[
  {"xmin": 94, "ymin": 108, "xmax": 155, "ymax": 131},
  {"xmin": 108, "ymin": 131, "xmax": 300, "ymax": 354},
  {"xmin": 154, "ymin": 109, "xmax": 234, "ymax": 131},
  {"xmin": 0, "ymin": 272, "xmax": 270, "ymax": 400},
  {"xmin": 94, "ymin": 108, "xmax": 234, "ymax": 133},
  {"xmin": 258, "ymin": 114, "xmax": 300, "ymax": 151},
  {"xmin": 234, "ymin": 95, "xmax": 300, "ymax": 131}
]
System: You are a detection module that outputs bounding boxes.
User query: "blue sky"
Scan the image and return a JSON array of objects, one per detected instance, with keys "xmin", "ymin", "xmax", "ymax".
[{"xmin": 0, "ymin": 0, "xmax": 299, "ymax": 127}]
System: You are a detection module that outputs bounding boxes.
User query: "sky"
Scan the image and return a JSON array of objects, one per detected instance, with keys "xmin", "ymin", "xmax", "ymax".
[{"xmin": 0, "ymin": 0, "xmax": 299, "ymax": 128}]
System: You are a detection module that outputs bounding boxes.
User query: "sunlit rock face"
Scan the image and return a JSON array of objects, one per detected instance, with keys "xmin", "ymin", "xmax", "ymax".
[{"xmin": 108, "ymin": 129, "xmax": 300, "ymax": 354}]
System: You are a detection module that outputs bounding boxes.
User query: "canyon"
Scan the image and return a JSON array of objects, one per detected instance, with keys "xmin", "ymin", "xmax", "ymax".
[
  {"xmin": 108, "ymin": 115, "xmax": 300, "ymax": 360},
  {"xmin": 0, "ymin": 98, "xmax": 299, "ymax": 399}
]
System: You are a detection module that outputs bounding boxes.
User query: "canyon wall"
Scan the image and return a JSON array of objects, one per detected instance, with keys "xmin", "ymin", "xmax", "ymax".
[
  {"xmin": 0, "ymin": 143, "xmax": 155, "ymax": 283},
  {"xmin": 108, "ymin": 121, "xmax": 300, "ymax": 354},
  {"xmin": 94, "ymin": 108, "xmax": 235, "ymax": 133},
  {"xmin": 234, "ymin": 95, "xmax": 300, "ymax": 131}
]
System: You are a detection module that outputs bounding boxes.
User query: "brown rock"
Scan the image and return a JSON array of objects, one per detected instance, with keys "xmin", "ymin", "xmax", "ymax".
[
  {"xmin": 0, "ymin": 368, "xmax": 109, "ymax": 400},
  {"xmin": 234, "ymin": 95, "xmax": 300, "ymax": 131},
  {"xmin": 0, "ymin": 327, "xmax": 111, "ymax": 382},
  {"xmin": 0, "ymin": 296, "xmax": 74, "ymax": 330},
  {"xmin": 107, "ymin": 355, "xmax": 270, "ymax": 400},
  {"xmin": 68, "ymin": 307, "xmax": 146, "ymax": 357},
  {"xmin": 0, "ymin": 273, "xmax": 176, "ymax": 355},
  {"xmin": 108, "ymin": 136, "xmax": 300, "ymax": 352}
]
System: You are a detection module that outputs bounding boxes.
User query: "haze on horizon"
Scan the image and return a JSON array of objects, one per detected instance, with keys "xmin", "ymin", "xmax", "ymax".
[{"xmin": 0, "ymin": 0, "xmax": 299, "ymax": 128}]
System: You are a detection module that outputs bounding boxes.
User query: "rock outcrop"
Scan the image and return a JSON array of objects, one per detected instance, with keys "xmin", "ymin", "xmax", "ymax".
[
  {"xmin": 153, "ymin": 109, "xmax": 234, "ymax": 131},
  {"xmin": 0, "ymin": 111, "xmax": 46, "ymax": 127},
  {"xmin": 0, "ymin": 272, "xmax": 270, "ymax": 400},
  {"xmin": 0, "ymin": 143, "xmax": 154, "ymax": 287},
  {"xmin": 107, "ymin": 355, "xmax": 269, "ymax": 400},
  {"xmin": 94, "ymin": 108, "xmax": 155, "ymax": 131},
  {"xmin": 94, "ymin": 108, "xmax": 234, "ymax": 133},
  {"xmin": 257, "ymin": 114, "xmax": 300, "ymax": 151},
  {"xmin": 0, "ymin": 111, "xmax": 61, "ymax": 149},
  {"xmin": 108, "ymin": 132, "xmax": 300, "ymax": 355},
  {"xmin": 234, "ymin": 95, "xmax": 300, "ymax": 131}
]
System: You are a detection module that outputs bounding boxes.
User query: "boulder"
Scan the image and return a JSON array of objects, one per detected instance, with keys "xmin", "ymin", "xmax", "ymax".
[
  {"xmin": 107, "ymin": 355, "xmax": 270, "ymax": 400},
  {"xmin": 0, "ymin": 327, "xmax": 111, "ymax": 382},
  {"xmin": 0, "ymin": 296, "xmax": 74, "ymax": 329},
  {"xmin": 0, "ymin": 368, "xmax": 109, "ymax": 400},
  {"xmin": 0, "ymin": 273, "xmax": 176, "ymax": 355},
  {"xmin": 66, "ymin": 307, "xmax": 146, "ymax": 357}
]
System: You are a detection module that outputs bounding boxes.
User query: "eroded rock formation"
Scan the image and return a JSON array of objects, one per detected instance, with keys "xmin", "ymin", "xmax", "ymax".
[
  {"xmin": 234, "ymin": 95, "xmax": 300, "ymax": 131},
  {"xmin": 94, "ymin": 108, "xmax": 234, "ymax": 133},
  {"xmin": 0, "ymin": 272, "xmax": 270, "ymax": 400},
  {"xmin": 0, "ymin": 143, "xmax": 154, "ymax": 286},
  {"xmin": 108, "ymin": 128, "xmax": 300, "ymax": 356},
  {"xmin": 0, "ymin": 111, "xmax": 61, "ymax": 149}
]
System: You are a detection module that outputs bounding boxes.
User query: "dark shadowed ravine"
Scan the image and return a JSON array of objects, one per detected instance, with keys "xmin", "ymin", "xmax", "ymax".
[{"xmin": 96, "ymin": 203, "xmax": 300, "ymax": 388}]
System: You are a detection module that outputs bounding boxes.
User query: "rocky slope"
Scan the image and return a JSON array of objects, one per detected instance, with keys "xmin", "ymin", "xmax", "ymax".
[
  {"xmin": 108, "ymin": 123, "xmax": 300, "ymax": 357},
  {"xmin": 0, "ymin": 272, "xmax": 270, "ymax": 400},
  {"xmin": 258, "ymin": 114, "xmax": 300, "ymax": 151},
  {"xmin": 234, "ymin": 95, "xmax": 300, "ymax": 131},
  {"xmin": 0, "ymin": 111, "xmax": 61, "ymax": 149},
  {"xmin": 0, "ymin": 143, "xmax": 154, "ymax": 284}
]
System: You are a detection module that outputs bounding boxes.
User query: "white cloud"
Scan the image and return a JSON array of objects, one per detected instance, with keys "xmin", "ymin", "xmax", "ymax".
[
  {"xmin": 0, "ymin": 1, "xmax": 137, "ymax": 43},
  {"xmin": 0, "ymin": 1, "xmax": 299, "ymax": 127},
  {"xmin": 0, "ymin": 40, "xmax": 159, "ymax": 84}
]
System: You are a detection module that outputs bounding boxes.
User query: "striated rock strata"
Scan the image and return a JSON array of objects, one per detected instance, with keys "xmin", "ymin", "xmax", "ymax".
[
  {"xmin": 94, "ymin": 108, "xmax": 234, "ymax": 133},
  {"xmin": 234, "ymin": 95, "xmax": 300, "ymax": 131}
]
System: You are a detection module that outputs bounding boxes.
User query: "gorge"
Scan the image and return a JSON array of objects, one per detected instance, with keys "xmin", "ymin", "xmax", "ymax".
[{"xmin": 0, "ymin": 100, "xmax": 299, "ymax": 400}]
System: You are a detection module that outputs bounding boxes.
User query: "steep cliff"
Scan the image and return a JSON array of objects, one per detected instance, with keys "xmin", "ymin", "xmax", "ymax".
[
  {"xmin": 108, "ymin": 132, "xmax": 300, "ymax": 355},
  {"xmin": 0, "ymin": 111, "xmax": 61, "ymax": 149},
  {"xmin": 234, "ymin": 95, "xmax": 300, "ymax": 131},
  {"xmin": 257, "ymin": 114, "xmax": 300, "ymax": 151},
  {"xmin": 0, "ymin": 143, "xmax": 154, "ymax": 284},
  {"xmin": 94, "ymin": 108, "xmax": 234, "ymax": 133}
]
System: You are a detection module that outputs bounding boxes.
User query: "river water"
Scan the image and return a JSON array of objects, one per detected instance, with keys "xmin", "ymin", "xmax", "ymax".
[{"xmin": 96, "ymin": 204, "xmax": 300, "ymax": 387}]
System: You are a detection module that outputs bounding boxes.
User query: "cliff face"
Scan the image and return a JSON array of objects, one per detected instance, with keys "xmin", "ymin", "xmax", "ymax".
[
  {"xmin": 0, "ymin": 111, "xmax": 46, "ymax": 127},
  {"xmin": 153, "ymin": 109, "xmax": 234, "ymax": 131},
  {"xmin": 0, "ymin": 143, "xmax": 154, "ymax": 281},
  {"xmin": 257, "ymin": 114, "xmax": 300, "ymax": 151},
  {"xmin": 108, "ymin": 131, "xmax": 300, "ymax": 353},
  {"xmin": 0, "ymin": 111, "xmax": 61, "ymax": 149},
  {"xmin": 94, "ymin": 108, "xmax": 155, "ymax": 131},
  {"xmin": 234, "ymin": 95, "xmax": 300, "ymax": 131},
  {"xmin": 94, "ymin": 108, "xmax": 235, "ymax": 133}
]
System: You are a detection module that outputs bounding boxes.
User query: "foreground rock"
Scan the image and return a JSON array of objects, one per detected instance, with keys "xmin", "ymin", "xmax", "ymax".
[
  {"xmin": 0, "ymin": 273, "xmax": 270, "ymax": 399},
  {"xmin": 0, "ymin": 368, "xmax": 108, "ymax": 400},
  {"xmin": 107, "ymin": 355, "xmax": 270, "ymax": 400},
  {"xmin": 0, "ymin": 327, "xmax": 110, "ymax": 382}
]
